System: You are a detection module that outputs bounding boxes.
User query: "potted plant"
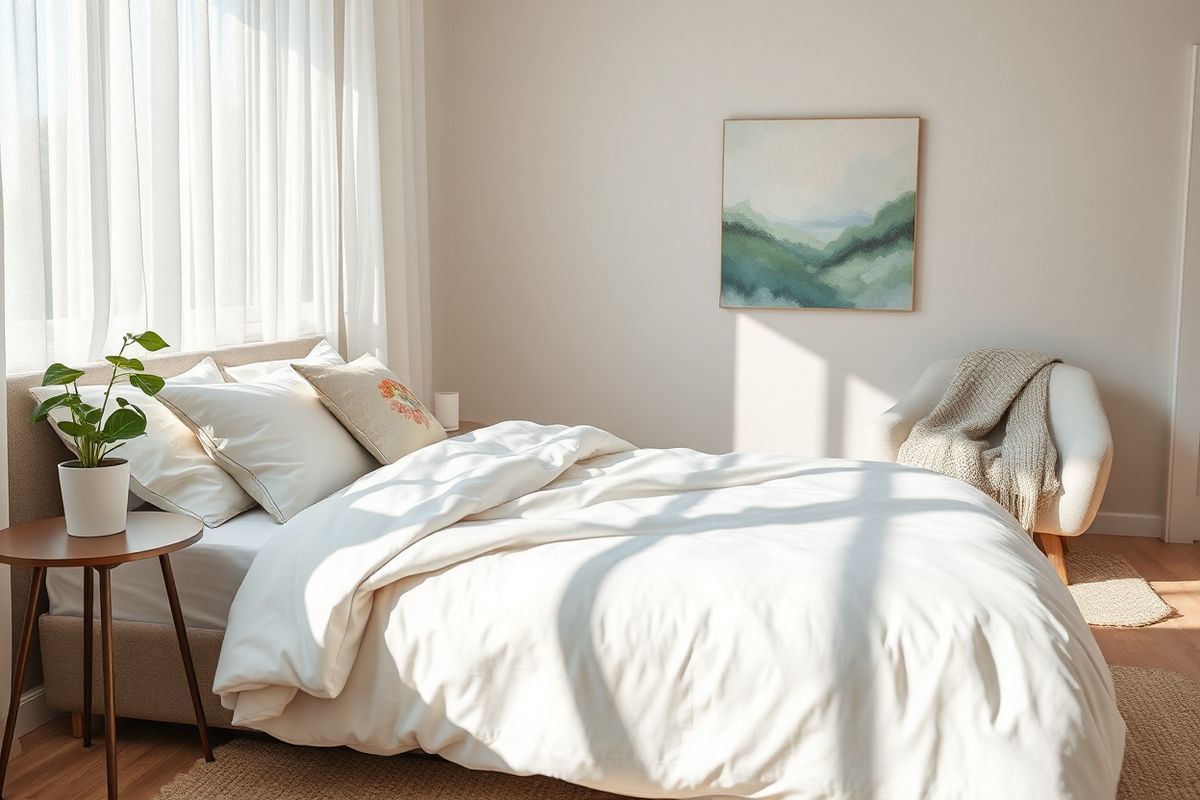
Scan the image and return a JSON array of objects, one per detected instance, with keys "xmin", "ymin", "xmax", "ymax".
[{"xmin": 31, "ymin": 331, "xmax": 169, "ymax": 537}]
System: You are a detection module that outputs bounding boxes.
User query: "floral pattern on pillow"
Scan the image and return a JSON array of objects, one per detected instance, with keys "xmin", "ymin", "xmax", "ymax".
[
  {"xmin": 379, "ymin": 379, "xmax": 432, "ymax": 429},
  {"xmin": 293, "ymin": 354, "xmax": 445, "ymax": 465}
]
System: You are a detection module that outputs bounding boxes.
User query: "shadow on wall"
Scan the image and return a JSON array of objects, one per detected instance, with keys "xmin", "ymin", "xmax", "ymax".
[
  {"xmin": 731, "ymin": 313, "xmax": 900, "ymax": 461},
  {"xmin": 722, "ymin": 310, "xmax": 1169, "ymax": 521},
  {"xmin": 1087, "ymin": 379, "xmax": 1171, "ymax": 512}
]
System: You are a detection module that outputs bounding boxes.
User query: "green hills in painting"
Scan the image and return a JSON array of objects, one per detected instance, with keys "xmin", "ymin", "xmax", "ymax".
[{"xmin": 720, "ymin": 190, "xmax": 916, "ymax": 309}]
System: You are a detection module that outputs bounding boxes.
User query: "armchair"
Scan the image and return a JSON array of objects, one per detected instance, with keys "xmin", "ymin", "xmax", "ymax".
[{"xmin": 871, "ymin": 358, "xmax": 1113, "ymax": 584}]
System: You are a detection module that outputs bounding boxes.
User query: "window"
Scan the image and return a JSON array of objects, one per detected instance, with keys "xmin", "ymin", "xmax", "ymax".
[{"xmin": 0, "ymin": 1, "xmax": 338, "ymax": 373}]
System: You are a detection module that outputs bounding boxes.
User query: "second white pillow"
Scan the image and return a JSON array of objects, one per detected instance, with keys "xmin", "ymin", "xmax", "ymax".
[
  {"xmin": 223, "ymin": 339, "xmax": 344, "ymax": 384},
  {"xmin": 29, "ymin": 357, "xmax": 256, "ymax": 527},
  {"xmin": 157, "ymin": 367, "xmax": 377, "ymax": 523}
]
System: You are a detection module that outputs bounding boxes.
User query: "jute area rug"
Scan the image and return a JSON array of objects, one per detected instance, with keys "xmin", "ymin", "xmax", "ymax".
[
  {"xmin": 1067, "ymin": 546, "xmax": 1173, "ymax": 627},
  {"xmin": 1112, "ymin": 665, "xmax": 1200, "ymax": 800},
  {"xmin": 158, "ymin": 740, "xmax": 622, "ymax": 799},
  {"xmin": 158, "ymin": 665, "xmax": 1198, "ymax": 800}
]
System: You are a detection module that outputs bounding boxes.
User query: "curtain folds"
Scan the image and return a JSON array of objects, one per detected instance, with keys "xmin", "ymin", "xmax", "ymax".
[
  {"xmin": 0, "ymin": 0, "xmax": 340, "ymax": 374},
  {"xmin": 339, "ymin": 0, "xmax": 387, "ymax": 367},
  {"xmin": 340, "ymin": 0, "xmax": 432, "ymax": 400},
  {"xmin": 0, "ymin": 151, "xmax": 13, "ymax": 751}
]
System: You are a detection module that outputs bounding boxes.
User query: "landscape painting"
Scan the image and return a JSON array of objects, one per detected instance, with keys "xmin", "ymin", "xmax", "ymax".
[{"xmin": 721, "ymin": 118, "xmax": 919, "ymax": 310}]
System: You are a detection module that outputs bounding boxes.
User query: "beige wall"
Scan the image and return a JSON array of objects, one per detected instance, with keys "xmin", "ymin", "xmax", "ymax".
[{"xmin": 425, "ymin": 0, "xmax": 1200, "ymax": 525}]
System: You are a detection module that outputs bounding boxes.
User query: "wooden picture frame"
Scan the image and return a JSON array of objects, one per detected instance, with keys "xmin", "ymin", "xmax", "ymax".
[{"xmin": 720, "ymin": 117, "xmax": 921, "ymax": 311}]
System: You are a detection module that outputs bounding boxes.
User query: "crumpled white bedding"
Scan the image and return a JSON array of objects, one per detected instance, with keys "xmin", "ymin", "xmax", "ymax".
[{"xmin": 214, "ymin": 422, "xmax": 1124, "ymax": 800}]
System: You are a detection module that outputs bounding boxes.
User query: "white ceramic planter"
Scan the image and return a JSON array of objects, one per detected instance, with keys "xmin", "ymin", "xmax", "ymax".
[{"xmin": 58, "ymin": 459, "xmax": 130, "ymax": 537}]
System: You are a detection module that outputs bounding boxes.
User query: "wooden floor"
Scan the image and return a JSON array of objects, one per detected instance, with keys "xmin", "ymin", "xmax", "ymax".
[
  {"xmin": 1084, "ymin": 534, "xmax": 1200, "ymax": 686},
  {"xmin": 2, "ymin": 533, "xmax": 1197, "ymax": 800},
  {"xmin": 3, "ymin": 718, "xmax": 235, "ymax": 800}
]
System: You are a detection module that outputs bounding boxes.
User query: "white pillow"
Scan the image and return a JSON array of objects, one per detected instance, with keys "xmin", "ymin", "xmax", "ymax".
[
  {"xmin": 157, "ymin": 367, "xmax": 377, "ymax": 523},
  {"xmin": 30, "ymin": 357, "xmax": 256, "ymax": 527},
  {"xmin": 223, "ymin": 340, "xmax": 343, "ymax": 383}
]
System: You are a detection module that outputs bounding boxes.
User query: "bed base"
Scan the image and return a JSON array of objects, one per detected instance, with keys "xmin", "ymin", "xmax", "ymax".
[{"xmin": 39, "ymin": 614, "xmax": 238, "ymax": 731}]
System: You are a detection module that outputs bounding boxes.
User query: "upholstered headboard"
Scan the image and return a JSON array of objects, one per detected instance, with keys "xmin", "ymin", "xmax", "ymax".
[
  {"xmin": 6, "ymin": 337, "xmax": 322, "ymax": 525},
  {"xmin": 6, "ymin": 336, "xmax": 322, "ymax": 690}
]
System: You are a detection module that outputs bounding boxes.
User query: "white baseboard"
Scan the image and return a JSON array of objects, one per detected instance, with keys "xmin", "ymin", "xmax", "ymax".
[
  {"xmin": 16, "ymin": 685, "xmax": 61, "ymax": 738},
  {"xmin": 1088, "ymin": 511, "xmax": 1164, "ymax": 539}
]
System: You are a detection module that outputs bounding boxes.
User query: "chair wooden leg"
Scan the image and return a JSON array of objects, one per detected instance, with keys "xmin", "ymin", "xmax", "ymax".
[
  {"xmin": 1036, "ymin": 532, "xmax": 1069, "ymax": 585},
  {"xmin": 69, "ymin": 712, "xmax": 85, "ymax": 739}
]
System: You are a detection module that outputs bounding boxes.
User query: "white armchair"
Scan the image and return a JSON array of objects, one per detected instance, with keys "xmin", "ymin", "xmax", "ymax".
[{"xmin": 872, "ymin": 359, "xmax": 1114, "ymax": 584}]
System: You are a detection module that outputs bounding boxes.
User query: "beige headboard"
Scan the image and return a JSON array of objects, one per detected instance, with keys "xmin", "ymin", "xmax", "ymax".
[
  {"xmin": 6, "ymin": 336, "xmax": 321, "ymax": 690},
  {"xmin": 7, "ymin": 336, "xmax": 322, "ymax": 525}
]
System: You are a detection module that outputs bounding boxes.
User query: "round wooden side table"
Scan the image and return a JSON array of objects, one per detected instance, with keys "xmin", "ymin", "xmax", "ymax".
[{"xmin": 0, "ymin": 511, "xmax": 213, "ymax": 800}]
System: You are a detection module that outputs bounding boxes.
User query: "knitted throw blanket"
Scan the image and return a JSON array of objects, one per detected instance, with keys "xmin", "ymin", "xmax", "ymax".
[{"xmin": 897, "ymin": 348, "xmax": 1061, "ymax": 531}]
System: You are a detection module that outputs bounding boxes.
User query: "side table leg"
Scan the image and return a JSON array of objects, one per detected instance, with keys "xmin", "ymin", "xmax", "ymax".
[
  {"xmin": 159, "ymin": 555, "xmax": 213, "ymax": 761},
  {"xmin": 99, "ymin": 567, "xmax": 117, "ymax": 800},
  {"xmin": 83, "ymin": 565, "xmax": 93, "ymax": 747},
  {"xmin": 0, "ymin": 566, "xmax": 46, "ymax": 798}
]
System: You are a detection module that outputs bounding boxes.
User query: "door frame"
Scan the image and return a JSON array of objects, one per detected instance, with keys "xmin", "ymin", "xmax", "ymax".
[{"xmin": 1166, "ymin": 45, "xmax": 1200, "ymax": 544}]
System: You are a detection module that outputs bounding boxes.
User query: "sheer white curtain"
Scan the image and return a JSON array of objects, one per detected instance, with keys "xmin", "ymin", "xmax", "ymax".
[
  {"xmin": 0, "ymin": 1, "xmax": 339, "ymax": 374},
  {"xmin": 0, "ymin": 159, "xmax": 13, "ymax": 752},
  {"xmin": 340, "ymin": 0, "xmax": 432, "ymax": 400}
]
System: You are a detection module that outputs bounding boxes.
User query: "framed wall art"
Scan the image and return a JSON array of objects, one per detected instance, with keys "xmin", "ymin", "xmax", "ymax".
[{"xmin": 721, "ymin": 117, "xmax": 920, "ymax": 310}]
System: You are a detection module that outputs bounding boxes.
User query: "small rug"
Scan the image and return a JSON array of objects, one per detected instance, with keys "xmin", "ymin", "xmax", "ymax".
[
  {"xmin": 157, "ymin": 667, "xmax": 1199, "ymax": 800},
  {"xmin": 1113, "ymin": 665, "xmax": 1200, "ymax": 800},
  {"xmin": 1067, "ymin": 546, "xmax": 1172, "ymax": 627}
]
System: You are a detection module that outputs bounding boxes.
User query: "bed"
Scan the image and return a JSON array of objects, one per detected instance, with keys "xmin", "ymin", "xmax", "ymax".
[
  {"xmin": 8, "ymin": 341, "xmax": 1125, "ymax": 799},
  {"xmin": 214, "ymin": 422, "xmax": 1124, "ymax": 799}
]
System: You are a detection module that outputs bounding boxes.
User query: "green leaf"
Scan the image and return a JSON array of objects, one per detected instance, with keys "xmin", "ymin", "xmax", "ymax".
[
  {"xmin": 111, "ymin": 403, "xmax": 147, "ymax": 428},
  {"xmin": 81, "ymin": 404, "xmax": 103, "ymax": 425},
  {"xmin": 102, "ymin": 407, "xmax": 147, "ymax": 440},
  {"xmin": 56, "ymin": 420, "xmax": 96, "ymax": 438},
  {"xmin": 106, "ymin": 355, "xmax": 144, "ymax": 371},
  {"xmin": 129, "ymin": 373, "xmax": 165, "ymax": 396},
  {"xmin": 31, "ymin": 393, "xmax": 71, "ymax": 422},
  {"xmin": 115, "ymin": 397, "xmax": 130, "ymax": 408},
  {"xmin": 131, "ymin": 331, "xmax": 169, "ymax": 352},
  {"xmin": 62, "ymin": 394, "xmax": 83, "ymax": 408},
  {"xmin": 41, "ymin": 363, "xmax": 86, "ymax": 386}
]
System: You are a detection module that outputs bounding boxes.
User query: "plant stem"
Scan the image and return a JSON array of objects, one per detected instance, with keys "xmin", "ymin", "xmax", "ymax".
[
  {"xmin": 84, "ymin": 336, "xmax": 134, "ymax": 467},
  {"xmin": 97, "ymin": 337, "xmax": 130, "ymax": 429},
  {"xmin": 68, "ymin": 380, "xmax": 90, "ymax": 468}
]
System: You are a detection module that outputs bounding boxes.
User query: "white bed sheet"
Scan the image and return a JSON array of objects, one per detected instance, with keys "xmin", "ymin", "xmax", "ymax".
[{"xmin": 47, "ymin": 509, "xmax": 280, "ymax": 629}]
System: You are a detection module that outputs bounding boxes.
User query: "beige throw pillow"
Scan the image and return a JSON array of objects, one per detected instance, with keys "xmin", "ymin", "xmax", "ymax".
[{"xmin": 292, "ymin": 355, "xmax": 446, "ymax": 464}]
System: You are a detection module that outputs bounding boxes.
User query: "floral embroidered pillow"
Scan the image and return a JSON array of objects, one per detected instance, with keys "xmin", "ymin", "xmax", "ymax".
[{"xmin": 292, "ymin": 355, "xmax": 446, "ymax": 465}]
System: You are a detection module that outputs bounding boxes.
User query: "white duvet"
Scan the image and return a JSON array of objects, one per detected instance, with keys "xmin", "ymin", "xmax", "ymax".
[{"xmin": 214, "ymin": 422, "xmax": 1124, "ymax": 800}]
